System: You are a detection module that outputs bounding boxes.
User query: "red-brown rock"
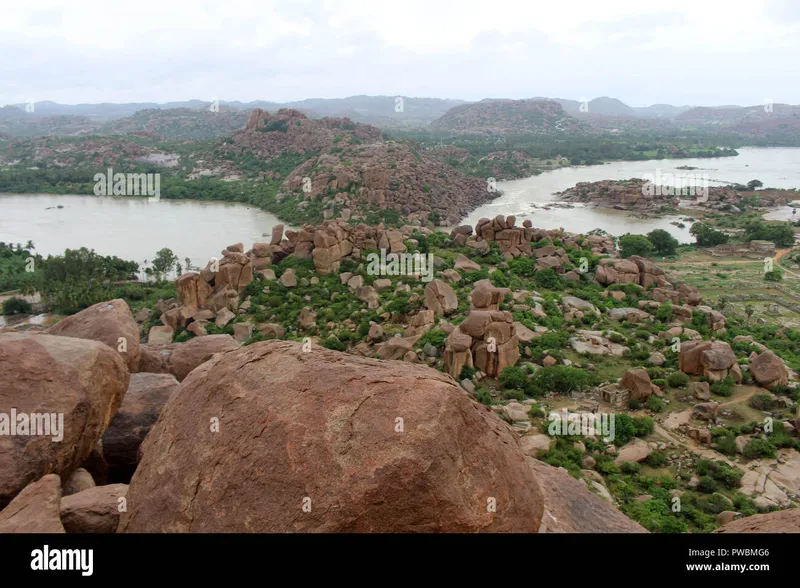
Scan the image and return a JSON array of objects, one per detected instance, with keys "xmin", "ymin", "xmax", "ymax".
[
  {"xmin": 0, "ymin": 333, "xmax": 129, "ymax": 507},
  {"xmin": 119, "ymin": 341, "xmax": 544, "ymax": 532},
  {"xmin": 46, "ymin": 298, "xmax": 140, "ymax": 371}
]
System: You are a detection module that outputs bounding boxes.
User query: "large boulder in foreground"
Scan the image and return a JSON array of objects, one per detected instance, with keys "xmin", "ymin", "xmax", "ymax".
[
  {"xmin": 102, "ymin": 373, "xmax": 180, "ymax": 482},
  {"xmin": 527, "ymin": 459, "xmax": 647, "ymax": 533},
  {"xmin": 0, "ymin": 333, "xmax": 129, "ymax": 507},
  {"xmin": 119, "ymin": 341, "xmax": 544, "ymax": 532},
  {"xmin": 714, "ymin": 509, "xmax": 800, "ymax": 533},
  {"xmin": 46, "ymin": 299, "xmax": 140, "ymax": 372},
  {"xmin": 0, "ymin": 474, "xmax": 64, "ymax": 533},
  {"xmin": 750, "ymin": 350, "xmax": 789, "ymax": 390}
]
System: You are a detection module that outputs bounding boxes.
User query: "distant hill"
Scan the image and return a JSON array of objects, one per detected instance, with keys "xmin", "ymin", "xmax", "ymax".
[
  {"xmin": 538, "ymin": 97, "xmax": 635, "ymax": 117},
  {"xmin": 102, "ymin": 107, "xmax": 249, "ymax": 140},
  {"xmin": 632, "ymin": 104, "xmax": 693, "ymax": 118},
  {"xmin": 5, "ymin": 96, "xmax": 465, "ymax": 128},
  {"xmin": 675, "ymin": 104, "xmax": 800, "ymax": 137},
  {"xmin": 430, "ymin": 99, "xmax": 590, "ymax": 135}
]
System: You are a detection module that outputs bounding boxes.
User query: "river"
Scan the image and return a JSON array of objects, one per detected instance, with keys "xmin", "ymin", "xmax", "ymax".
[{"xmin": 0, "ymin": 147, "xmax": 797, "ymax": 264}]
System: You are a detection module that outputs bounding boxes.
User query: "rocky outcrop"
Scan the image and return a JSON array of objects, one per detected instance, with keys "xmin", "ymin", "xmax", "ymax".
[
  {"xmin": 0, "ymin": 333, "xmax": 129, "ymax": 507},
  {"xmin": 102, "ymin": 373, "xmax": 180, "ymax": 482},
  {"xmin": 679, "ymin": 341, "xmax": 738, "ymax": 382},
  {"xmin": 528, "ymin": 459, "xmax": 647, "ymax": 533},
  {"xmin": 444, "ymin": 294, "xmax": 521, "ymax": 379},
  {"xmin": 714, "ymin": 509, "xmax": 800, "ymax": 533},
  {"xmin": 46, "ymin": 298, "xmax": 140, "ymax": 371},
  {"xmin": 595, "ymin": 258, "xmax": 703, "ymax": 307},
  {"xmin": 0, "ymin": 474, "xmax": 64, "ymax": 533},
  {"xmin": 119, "ymin": 341, "xmax": 544, "ymax": 532},
  {"xmin": 282, "ymin": 141, "xmax": 494, "ymax": 226},
  {"xmin": 556, "ymin": 179, "xmax": 679, "ymax": 210}
]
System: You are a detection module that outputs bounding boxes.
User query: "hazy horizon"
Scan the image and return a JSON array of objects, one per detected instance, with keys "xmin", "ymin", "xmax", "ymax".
[{"xmin": 2, "ymin": 0, "xmax": 798, "ymax": 107}]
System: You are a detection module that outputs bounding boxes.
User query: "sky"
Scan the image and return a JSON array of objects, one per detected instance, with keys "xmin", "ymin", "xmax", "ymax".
[{"xmin": 1, "ymin": 0, "xmax": 799, "ymax": 107}]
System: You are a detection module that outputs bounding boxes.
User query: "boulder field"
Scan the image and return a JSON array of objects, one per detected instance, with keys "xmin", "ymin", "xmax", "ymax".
[{"xmin": 1, "ymin": 311, "xmax": 650, "ymax": 533}]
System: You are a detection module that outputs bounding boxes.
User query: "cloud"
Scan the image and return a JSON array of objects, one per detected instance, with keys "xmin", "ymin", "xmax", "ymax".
[{"xmin": 0, "ymin": 0, "xmax": 798, "ymax": 106}]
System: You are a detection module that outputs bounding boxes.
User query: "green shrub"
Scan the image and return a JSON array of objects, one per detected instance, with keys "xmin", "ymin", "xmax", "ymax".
[
  {"xmin": 629, "ymin": 399, "xmax": 642, "ymax": 410},
  {"xmin": 527, "ymin": 366, "xmax": 591, "ymax": 396},
  {"xmin": 621, "ymin": 462, "xmax": 640, "ymax": 475},
  {"xmin": 748, "ymin": 393, "xmax": 775, "ymax": 411},
  {"xmin": 322, "ymin": 336, "xmax": 346, "ymax": 351},
  {"xmin": 596, "ymin": 459, "xmax": 620, "ymax": 475},
  {"xmin": 646, "ymin": 451, "xmax": 668, "ymax": 467},
  {"xmin": 474, "ymin": 386, "xmax": 492, "ymax": 406},
  {"xmin": 418, "ymin": 329, "xmax": 448, "ymax": 349},
  {"xmin": 710, "ymin": 377, "xmax": 735, "ymax": 397},
  {"xmin": 743, "ymin": 438, "xmax": 777, "ymax": 459},
  {"xmin": 1, "ymin": 297, "xmax": 32, "ymax": 315},
  {"xmin": 528, "ymin": 404, "xmax": 545, "ymax": 418},
  {"xmin": 647, "ymin": 395, "xmax": 665, "ymax": 413},
  {"xmin": 714, "ymin": 434, "xmax": 737, "ymax": 456},
  {"xmin": 499, "ymin": 365, "xmax": 527, "ymax": 390},
  {"xmin": 698, "ymin": 475, "xmax": 718, "ymax": 493},
  {"xmin": 667, "ymin": 372, "xmax": 690, "ymax": 388},
  {"xmin": 655, "ymin": 302, "xmax": 674, "ymax": 323},
  {"xmin": 534, "ymin": 268, "xmax": 562, "ymax": 290}
]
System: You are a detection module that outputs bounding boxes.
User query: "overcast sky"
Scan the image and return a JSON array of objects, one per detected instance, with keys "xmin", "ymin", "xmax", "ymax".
[{"xmin": 1, "ymin": 0, "xmax": 798, "ymax": 107}]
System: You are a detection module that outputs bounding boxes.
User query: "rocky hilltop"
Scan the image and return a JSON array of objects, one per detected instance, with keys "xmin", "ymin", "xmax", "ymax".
[
  {"xmin": 431, "ymin": 99, "xmax": 591, "ymax": 135},
  {"xmin": 2, "ymin": 213, "xmax": 800, "ymax": 534},
  {"xmin": 280, "ymin": 140, "xmax": 494, "ymax": 225},
  {"xmin": 218, "ymin": 107, "xmax": 382, "ymax": 163}
]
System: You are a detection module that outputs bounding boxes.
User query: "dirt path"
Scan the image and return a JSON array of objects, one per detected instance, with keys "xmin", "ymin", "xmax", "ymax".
[
  {"xmin": 774, "ymin": 248, "xmax": 800, "ymax": 279},
  {"xmin": 718, "ymin": 385, "xmax": 760, "ymax": 409}
]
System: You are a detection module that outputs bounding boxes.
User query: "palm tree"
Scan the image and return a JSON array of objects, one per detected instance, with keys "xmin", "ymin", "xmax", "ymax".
[{"xmin": 25, "ymin": 240, "xmax": 35, "ymax": 251}]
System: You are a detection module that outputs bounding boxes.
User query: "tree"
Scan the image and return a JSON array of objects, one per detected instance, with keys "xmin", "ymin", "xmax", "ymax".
[
  {"xmin": 744, "ymin": 220, "xmax": 795, "ymax": 248},
  {"xmin": 646, "ymin": 229, "xmax": 679, "ymax": 256},
  {"xmin": 745, "ymin": 304, "xmax": 755, "ymax": 324},
  {"xmin": 764, "ymin": 268, "xmax": 784, "ymax": 282},
  {"xmin": 619, "ymin": 234, "xmax": 653, "ymax": 258},
  {"xmin": 746, "ymin": 179, "xmax": 763, "ymax": 191},
  {"xmin": 690, "ymin": 222, "xmax": 729, "ymax": 247},
  {"xmin": 151, "ymin": 248, "xmax": 179, "ymax": 282}
]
